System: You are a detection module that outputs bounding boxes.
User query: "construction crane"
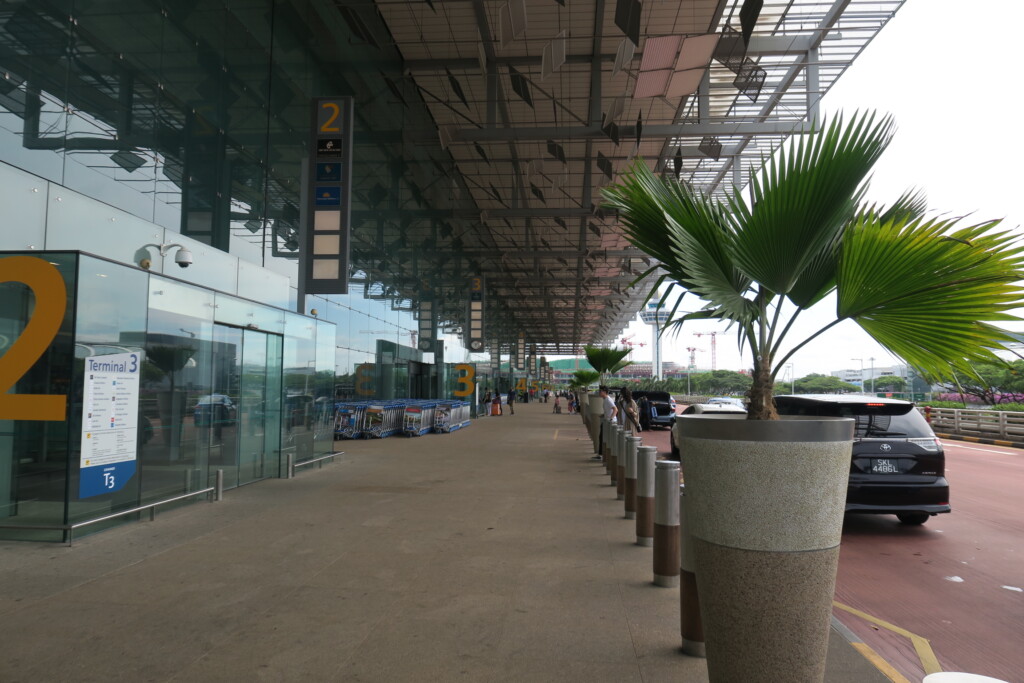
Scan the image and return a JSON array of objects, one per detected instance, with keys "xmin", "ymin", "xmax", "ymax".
[
  {"xmin": 694, "ymin": 332, "xmax": 719, "ymax": 370},
  {"xmin": 620, "ymin": 333, "xmax": 646, "ymax": 349},
  {"xmin": 685, "ymin": 346, "xmax": 703, "ymax": 369}
]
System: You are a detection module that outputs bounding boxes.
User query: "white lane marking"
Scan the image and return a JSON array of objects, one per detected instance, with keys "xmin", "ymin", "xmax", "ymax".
[
  {"xmin": 1003, "ymin": 585, "xmax": 1023, "ymax": 592},
  {"xmin": 944, "ymin": 576, "xmax": 965, "ymax": 583},
  {"xmin": 942, "ymin": 442, "xmax": 1022, "ymax": 456}
]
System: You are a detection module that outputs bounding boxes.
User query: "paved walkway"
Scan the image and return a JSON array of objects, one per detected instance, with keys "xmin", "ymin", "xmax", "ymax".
[{"xmin": 0, "ymin": 401, "xmax": 888, "ymax": 682}]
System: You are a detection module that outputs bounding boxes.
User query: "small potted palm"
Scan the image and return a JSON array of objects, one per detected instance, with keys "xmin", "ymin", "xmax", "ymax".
[{"xmin": 603, "ymin": 111, "xmax": 1024, "ymax": 682}]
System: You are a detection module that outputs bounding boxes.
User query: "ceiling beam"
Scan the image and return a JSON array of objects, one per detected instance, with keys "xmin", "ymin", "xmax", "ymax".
[
  {"xmin": 400, "ymin": 37, "xmax": 815, "ymax": 72},
  {"xmin": 452, "ymin": 120, "xmax": 805, "ymax": 143}
]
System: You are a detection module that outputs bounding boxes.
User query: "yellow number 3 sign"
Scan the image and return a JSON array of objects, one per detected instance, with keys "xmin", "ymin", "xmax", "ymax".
[
  {"xmin": 453, "ymin": 363, "xmax": 476, "ymax": 397},
  {"xmin": 0, "ymin": 256, "xmax": 68, "ymax": 421}
]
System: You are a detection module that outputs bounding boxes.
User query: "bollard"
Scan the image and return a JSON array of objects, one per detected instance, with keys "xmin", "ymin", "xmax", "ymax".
[
  {"xmin": 635, "ymin": 446, "xmax": 657, "ymax": 546},
  {"xmin": 215, "ymin": 469, "xmax": 224, "ymax": 502},
  {"xmin": 653, "ymin": 459, "xmax": 680, "ymax": 587},
  {"xmin": 616, "ymin": 428, "xmax": 630, "ymax": 500},
  {"xmin": 598, "ymin": 419, "xmax": 606, "ymax": 473},
  {"xmin": 589, "ymin": 394, "xmax": 604, "ymax": 451},
  {"xmin": 609, "ymin": 424, "xmax": 621, "ymax": 488},
  {"xmin": 624, "ymin": 436, "xmax": 641, "ymax": 520},
  {"xmin": 679, "ymin": 484, "xmax": 705, "ymax": 657},
  {"xmin": 606, "ymin": 422, "xmax": 616, "ymax": 481}
]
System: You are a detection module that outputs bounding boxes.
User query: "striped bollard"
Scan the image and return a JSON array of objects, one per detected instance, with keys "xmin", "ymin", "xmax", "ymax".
[
  {"xmin": 653, "ymin": 459, "xmax": 680, "ymax": 587},
  {"xmin": 609, "ymin": 424, "xmax": 621, "ymax": 488},
  {"xmin": 624, "ymin": 435, "xmax": 640, "ymax": 519},
  {"xmin": 598, "ymin": 419, "xmax": 606, "ymax": 473},
  {"xmin": 635, "ymin": 446, "xmax": 657, "ymax": 546},
  {"xmin": 589, "ymin": 394, "xmax": 604, "ymax": 452},
  {"xmin": 679, "ymin": 484, "xmax": 705, "ymax": 657},
  {"xmin": 616, "ymin": 428, "xmax": 630, "ymax": 501}
]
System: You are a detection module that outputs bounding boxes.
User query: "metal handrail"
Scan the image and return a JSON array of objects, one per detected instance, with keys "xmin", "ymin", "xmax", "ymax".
[
  {"xmin": 288, "ymin": 451, "xmax": 343, "ymax": 478},
  {"xmin": 0, "ymin": 473, "xmax": 222, "ymax": 545}
]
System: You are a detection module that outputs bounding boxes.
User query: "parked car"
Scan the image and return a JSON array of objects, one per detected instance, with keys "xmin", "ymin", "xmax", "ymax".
[
  {"xmin": 669, "ymin": 403, "xmax": 747, "ymax": 459},
  {"xmin": 629, "ymin": 390, "xmax": 677, "ymax": 429},
  {"xmin": 193, "ymin": 394, "xmax": 236, "ymax": 427},
  {"xmin": 774, "ymin": 394, "xmax": 950, "ymax": 525},
  {"xmin": 707, "ymin": 397, "xmax": 746, "ymax": 409}
]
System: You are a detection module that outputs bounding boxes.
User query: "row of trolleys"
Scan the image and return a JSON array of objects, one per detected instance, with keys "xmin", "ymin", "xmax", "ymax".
[{"xmin": 334, "ymin": 400, "xmax": 473, "ymax": 439}]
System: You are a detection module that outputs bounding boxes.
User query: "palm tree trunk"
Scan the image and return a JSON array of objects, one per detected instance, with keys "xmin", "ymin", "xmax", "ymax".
[{"xmin": 747, "ymin": 362, "xmax": 778, "ymax": 420}]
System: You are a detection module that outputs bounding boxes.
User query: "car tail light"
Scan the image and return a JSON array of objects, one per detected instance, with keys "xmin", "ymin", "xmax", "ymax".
[{"xmin": 908, "ymin": 437, "xmax": 940, "ymax": 452}]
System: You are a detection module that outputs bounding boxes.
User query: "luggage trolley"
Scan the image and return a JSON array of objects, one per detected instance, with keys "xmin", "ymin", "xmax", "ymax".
[
  {"xmin": 365, "ymin": 401, "xmax": 405, "ymax": 438},
  {"xmin": 434, "ymin": 401, "xmax": 471, "ymax": 433},
  {"xmin": 334, "ymin": 402, "xmax": 367, "ymax": 440},
  {"xmin": 404, "ymin": 401, "xmax": 437, "ymax": 436}
]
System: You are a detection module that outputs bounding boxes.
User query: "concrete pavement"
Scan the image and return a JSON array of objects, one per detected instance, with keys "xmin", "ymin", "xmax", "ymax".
[{"xmin": 0, "ymin": 400, "xmax": 890, "ymax": 682}]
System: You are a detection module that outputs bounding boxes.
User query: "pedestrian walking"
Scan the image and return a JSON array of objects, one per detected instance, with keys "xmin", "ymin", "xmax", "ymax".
[{"xmin": 507, "ymin": 387, "xmax": 515, "ymax": 415}]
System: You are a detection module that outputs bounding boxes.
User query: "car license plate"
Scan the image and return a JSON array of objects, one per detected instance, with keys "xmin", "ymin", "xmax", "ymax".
[{"xmin": 871, "ymin": 458, "xmax": 899, "ymax": 474}]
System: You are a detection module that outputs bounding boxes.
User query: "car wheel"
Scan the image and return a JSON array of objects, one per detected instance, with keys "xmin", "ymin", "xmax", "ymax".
[
  {"xmin": 896, "ymin": 512, "xmax": 930, "ymax": 525},
  {"xmin": 670, "ymin": 440, "xmax": 680, "ymax": 460}
]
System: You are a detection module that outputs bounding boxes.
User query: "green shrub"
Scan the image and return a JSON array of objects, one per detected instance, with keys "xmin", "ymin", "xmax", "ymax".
[{"xmin": 919, "ymin": 400, "xmax": 968, "ymax": 408}]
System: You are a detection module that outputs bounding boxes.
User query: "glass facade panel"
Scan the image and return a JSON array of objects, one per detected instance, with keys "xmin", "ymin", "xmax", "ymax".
[
  {"xmin": 0, "ymin": 250, "xmax": 327, "ymax": 541},
  {"xmin": 0, "ymin": 252, "xmax": 77, "ymax": 542},
  {"xmin": 0, "ymin": 163, "xmax": 47, "ymax": 251},
  {"xmin": 141, "ymin": 277, "xmax": 215, "ymax": 505},
  {"xmin": 65, "ymin": 255, "xmax": 150, "ymax": 529},
  {"xmin": 283, "ymin": 312, "xmax": 316, "ymax": 463}
]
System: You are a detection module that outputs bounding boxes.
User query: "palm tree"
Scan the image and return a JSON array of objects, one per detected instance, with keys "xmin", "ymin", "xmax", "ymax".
[
  {"xmin": 570, "ymin": 369, "xmax": 600, "ymax": 389},
  {"xmin": 603, "ymin": 111, "xmax": 1024, "ymax": 419},
  {"xmin": 583, "ymin": 345, "xmax": 631, "ymax": 384}
]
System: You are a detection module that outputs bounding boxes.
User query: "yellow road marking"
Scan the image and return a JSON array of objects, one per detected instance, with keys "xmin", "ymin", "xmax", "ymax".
[
  {"xmin": 851, "ymin": 643, "xmax": 912, "ymax": 683},
  {"xmin": 834, "ymin": 601, "xmax": 942, "ymax": 675},
  {"xmin": 553, "ymin": 429, "xmax": 559, "ymax": 440}
]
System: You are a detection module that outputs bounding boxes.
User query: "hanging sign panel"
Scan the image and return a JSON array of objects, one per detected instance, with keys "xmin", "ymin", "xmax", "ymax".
[
  {"xmin": 79, "ymin": 352, "xmax": 142, "ymax": 498},
  {"xmin": 304, "ymin": 97, "xmax": 354, "ymax": 295},
  {"xmin": 466, "ymin": 276, "xmax": 485, "ymax": 351}
]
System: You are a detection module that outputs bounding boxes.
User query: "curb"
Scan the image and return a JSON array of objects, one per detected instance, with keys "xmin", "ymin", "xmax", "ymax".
[
  {"xmin": 933, "ymin": 432, "xmax": 1024, "ymax": 449},
  {"xmin": 830, "ymin": 615, "xmax": 911, "ymax": 683}
]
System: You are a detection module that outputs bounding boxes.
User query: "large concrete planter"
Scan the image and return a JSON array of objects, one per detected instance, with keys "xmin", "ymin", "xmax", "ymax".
[{"xmin": 677, "ymin": 414, "xmax": 853, "ymax": 683}]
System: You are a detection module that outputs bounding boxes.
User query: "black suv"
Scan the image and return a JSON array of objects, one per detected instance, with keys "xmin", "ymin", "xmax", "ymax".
[
  {"xmin": 628, "ymin": 390, "xmax": 677, "ymax": 429},
  {"xmin": 775, "ymin": 395, "xmax": 950, "ymax": 525}
]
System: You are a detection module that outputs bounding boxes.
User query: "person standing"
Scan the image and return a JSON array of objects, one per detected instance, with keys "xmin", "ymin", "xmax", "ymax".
[
  {"xmin": 507, "ymin": 387, "xmax": 515, "ymax": 415},
  {"xmin": 593, "ymin": 386, "xmax": 617, "ymax": 460},
  {"xmin": 620, "ymin": 387, "xmax": 641, "ymax": 432}
]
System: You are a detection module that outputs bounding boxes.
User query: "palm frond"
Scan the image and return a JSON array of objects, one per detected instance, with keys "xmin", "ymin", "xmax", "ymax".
[
  {"xmin": 583, "ymin": 345, "xmax": 632, "ymax": 375},
  {"xmin": 728, "ymin": 111, "xmax": 895, "ymax": 295},
  {"xmin": 837, "ymin": 215, "xmax": 1024, "ymax": 377}
]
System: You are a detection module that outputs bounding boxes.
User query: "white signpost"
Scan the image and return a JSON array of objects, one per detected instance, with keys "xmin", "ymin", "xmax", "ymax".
[{"xmin": 80, "ymin": 352, "xmax": 142, "ymax": 498}]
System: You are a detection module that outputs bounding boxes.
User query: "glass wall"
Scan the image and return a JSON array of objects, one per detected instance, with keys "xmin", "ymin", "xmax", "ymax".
[
  {"xmin": 0, "ymin": 252, "xmax": 77, "ymax": 542},
  {"xmin": 0, "ymin": 250, "xmax": 329, "ymax": 541}
]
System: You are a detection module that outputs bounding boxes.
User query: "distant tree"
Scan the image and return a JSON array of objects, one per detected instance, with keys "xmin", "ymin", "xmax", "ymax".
[
  {"xmin": 931, "ymin": 360, "xmax": 1024, "ymax": 404},
  {"xmin": 692, "ymin": 370, "xmax": 752, "ymax": 395},
  {"xmin": 795, "ymin": 373, "xmax": 860, "ymax": 394},
  {"xmin": 872, "ymin": 375, "xmax": 907, "ymax": 392}
]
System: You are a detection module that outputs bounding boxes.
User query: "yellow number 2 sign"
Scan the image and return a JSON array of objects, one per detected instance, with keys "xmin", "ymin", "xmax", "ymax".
[{"xmin": 0, "ymin": 256, "xmax": 68, "ymax": 421}]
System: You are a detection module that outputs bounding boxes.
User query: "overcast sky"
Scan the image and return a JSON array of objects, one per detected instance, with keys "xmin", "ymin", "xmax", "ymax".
[{"xmin": 611, "ymin": 0, "xmax": 1024, "ymax": 380}]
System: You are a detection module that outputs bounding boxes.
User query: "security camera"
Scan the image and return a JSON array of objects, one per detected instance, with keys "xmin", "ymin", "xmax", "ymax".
[{"xmin": 174, "ymin": 248, "xmax": 193, "ymax": 268}]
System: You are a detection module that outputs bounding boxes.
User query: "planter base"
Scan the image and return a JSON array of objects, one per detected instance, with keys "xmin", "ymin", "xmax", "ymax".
[{"xmin": 694, "ymin": 537, "xmax": 839, "ymax": 682}]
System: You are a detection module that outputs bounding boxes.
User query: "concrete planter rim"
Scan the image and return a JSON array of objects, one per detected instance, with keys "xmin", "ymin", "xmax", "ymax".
[{"xmin": 677, "ymin": 414, "xmax": 854, "ymax": 442}]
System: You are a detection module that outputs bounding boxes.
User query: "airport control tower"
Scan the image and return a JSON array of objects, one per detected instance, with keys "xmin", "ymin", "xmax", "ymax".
[{"xmin": 639, "ymin": 303, "xmax": 671, "ymax": 380}]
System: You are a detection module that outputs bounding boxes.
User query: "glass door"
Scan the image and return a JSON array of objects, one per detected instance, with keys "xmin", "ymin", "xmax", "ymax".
[
  {"xmin": 209, "ymin": 325, "xmax": 242, "ymax": 489},
  {"xmin": 208, "ymin": 325, "xmax": 283, "ymax": 489}
]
